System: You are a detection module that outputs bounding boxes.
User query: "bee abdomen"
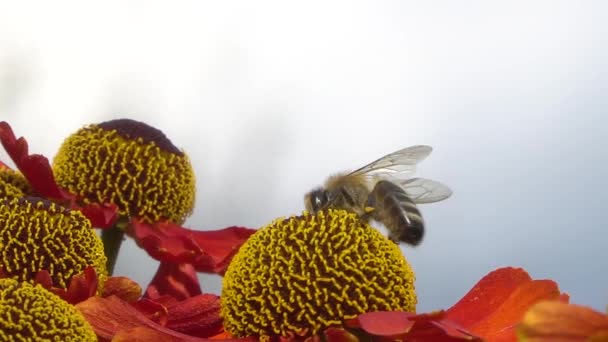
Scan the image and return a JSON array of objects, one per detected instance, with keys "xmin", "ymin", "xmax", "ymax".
[{"xmin": 367, "ymin": 180, "xmax": 424, "ymax": 245}]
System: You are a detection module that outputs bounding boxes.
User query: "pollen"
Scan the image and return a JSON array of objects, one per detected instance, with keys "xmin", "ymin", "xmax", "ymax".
[
  {"xmin": 0, "ymin": 197, "xmax": 107, "ymax": 289},
  {"xmin": 0, "ymin": 277, "xmax": 97, "ymax": 341},
  {"xmin": 0, "ymin": 166, "xmax": 32, "ymax": 200},
  {"xmin": 52, "ymin": 118, "xmax": 196, "ymax": 224},
  {"xmin": 221, "ymin": 209, "xmax": 417, "ymax": 338}
]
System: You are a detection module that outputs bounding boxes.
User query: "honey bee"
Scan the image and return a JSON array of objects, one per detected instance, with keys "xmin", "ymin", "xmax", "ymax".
[{"xmin": 304, "ymin": 145, "xmax": 452, "ymax": 245}]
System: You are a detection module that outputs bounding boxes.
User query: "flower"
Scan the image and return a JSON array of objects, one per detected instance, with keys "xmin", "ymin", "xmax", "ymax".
[
  {"xmin": 346, "ymin": 267, "xmax": 567, "ymax": 342},
  {"xmin": 518, "ymin": 300, "xmax": 608, "ymax": 341},
  {"xmin": 0, "ymin": 120, "xmax": 256, "ymax": 274},
  {"xmin": 77, "ymin": 262, "xmax": 249, "ymax": 341},
  {"xmin": 0, "ymin": 165, "xmax": 32, "ymax": 199},
  {"xmin": 52, "ymin": 118, "xmax": 196, "ymax": 225},
  {"xmin": 0, "ymin": 277, "xmax": 97, "ymax": 341},
  {"xmin": 221, "ymin": 209, "xmax": 417, "ymax": 339},
  {"xmin": 0, "ymin": 196, "xmax": 107, "ymax": 291}
]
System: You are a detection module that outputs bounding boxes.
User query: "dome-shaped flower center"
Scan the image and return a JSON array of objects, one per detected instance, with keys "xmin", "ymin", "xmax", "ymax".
[
  {"xmin": 52, "ymin": 118, "xmax": 196, "ymax": 224},
  {"xmin": 0, "ymin": 197, "xmax": 107, "ymax": 289},
  {"xmin": 0, "ymin": 167, "xmax": 31, "ymax": 200},
  {"xmin": 221, "ymin": 209, "xmax": 417, "ymax": 338},
  {"xmin": 0, "ymin": 278, "xmax": 97, "ymax": 341}
]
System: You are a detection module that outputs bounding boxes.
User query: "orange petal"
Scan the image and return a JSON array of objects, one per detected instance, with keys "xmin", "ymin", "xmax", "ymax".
[
  {"xmin": 445, "ymin": 267, "xmax": 532, "ymax": 328},
  {"xmin": 102, "ymin": 276, "xmax": 142, "ymax": 302},
  {"xmin": 163, "ymin": 293, "xmax": 223, "ymax": 337},
  {"xmin": 76, "ymin": 295, "xmax": 242, "ymax": 341},
  {"xmin": 518, "ymin": 301, "xmax": 608, "ymax": 342},
  {"xmin": 468, "ymin": 279, "xmax": 563, "ymax": 341}
]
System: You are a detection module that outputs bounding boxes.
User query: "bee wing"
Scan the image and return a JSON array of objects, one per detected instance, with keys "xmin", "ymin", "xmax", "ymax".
[
  {"xmin": 350, "ymin": 145, "xmax": 433, "ymax": 181},
  {"xmin": 399, "ymin": 177, "xmax": 453, "ymax": 204}
]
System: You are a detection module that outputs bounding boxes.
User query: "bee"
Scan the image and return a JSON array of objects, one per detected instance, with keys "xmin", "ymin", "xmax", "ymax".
[{"xmin": 304, "ymin": 145, "xmax": 452, "ymax": 245}]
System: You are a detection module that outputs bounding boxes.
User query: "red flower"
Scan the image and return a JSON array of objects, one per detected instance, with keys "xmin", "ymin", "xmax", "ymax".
[
  {"xmin": 345, "ymin": 267, "xmax": 567, "ymax": 342},
  {"xmin": 77, "ymin": 262, "xmax": 250, "ymax": 341},
  {"xmin": 0, "ymin": 121, "xmax": 256, "ymax": 272}
]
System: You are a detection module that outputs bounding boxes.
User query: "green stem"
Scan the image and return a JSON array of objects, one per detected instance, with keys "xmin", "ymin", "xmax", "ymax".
[{"xmin": 101, "ymin": 225, "xmax": 125, "ymax": 276}]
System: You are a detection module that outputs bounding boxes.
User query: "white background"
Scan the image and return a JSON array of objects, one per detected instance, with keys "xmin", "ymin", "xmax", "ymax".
[{"xmin": 1, "ymin": 1, "xmax": 606, "ymax": 313}]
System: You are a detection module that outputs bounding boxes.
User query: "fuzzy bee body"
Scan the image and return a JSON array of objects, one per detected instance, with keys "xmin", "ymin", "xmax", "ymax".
[
  {"xmin": 304, "ymin": 145, "xmax": 452, "ymax": 246},
  {"xmin": 367, "ymin": 180, "xmax": 424, "ymax": 245}
]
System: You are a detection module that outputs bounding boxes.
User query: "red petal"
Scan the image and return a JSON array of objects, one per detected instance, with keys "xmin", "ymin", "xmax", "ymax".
[
  {"xmin": 0, "ymin": 121, "xmax": 65, "ymax": 199},
  {"xmin": 145, "ymin": 262, "xmax": 202, "ymax": 301},
  {"xmin": 130, "ymin": 219, "xmax": 256, "ymax": 274},
  {"xmin": 133, "ymin": 298, "xmax": 169, "ymax": 326},
  {"xmin": 102, "ymin": 276, "xmax": 142, "ymax": 302},
  {"xmin": 33, "ymin": 266, "xmax": 98, "ymax": 304},
  {"xmin": 518, "ymin": 301, "xmax": 608, "ymax": 342},
  {"xmin": 77, "ymin": 296, "xmax": 254, "ymax": 342},
  {"xmin": 349, "ymin": 311, "xmax": 482, "ymax": 341},
  {"xmin": 348, "ymin": 311, "xmax": 416, "ymax": 336},
  {"xmin": 445, "ymin": 267, "xmax": 532, "ymax": 328},
  {"xmin": 76, "ymin": 201, "xmax": 119, "ymax": 228},
  {"xmin": 468, "ymin": 279, "xmax": 563, "ymax": 341},
  {"xmin": 322, "ymin": 327, "xmax": 359, "ymax": 342},
  {"xmin": 112, "ymin": 327, "xmax": 258, "ymax": 342},
  {"xmin": 164, "ymin": 294, "xmax": 223, "ymax": 337}
]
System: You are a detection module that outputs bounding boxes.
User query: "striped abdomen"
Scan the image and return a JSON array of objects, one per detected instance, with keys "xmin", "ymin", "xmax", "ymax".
[{"xmin": 367, "ymin": 180, "xmax": 424, "ymax": 245}]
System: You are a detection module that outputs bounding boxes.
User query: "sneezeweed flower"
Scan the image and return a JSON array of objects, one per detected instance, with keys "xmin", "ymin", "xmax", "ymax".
[
  {"xmin": 221, "ymin": 209, "xmax": 417, "ymax": 339},
  {"xmin": 0, "ymin": 120, "xmax": 256, "ymax": 276},
  {"xmin": 0, "ymin": 277, "xmax": 97, "ymax": 341},
  {"xmin": 518, "ymin": 300, "xmax": 608, "ymax": 341},
  {"xmin": 52, "ymin": 118, "xmax": 196, "ymax": 225},
  {"xmin": 0, "ymin": 197, "xmax": 107, "ymax": 294}
]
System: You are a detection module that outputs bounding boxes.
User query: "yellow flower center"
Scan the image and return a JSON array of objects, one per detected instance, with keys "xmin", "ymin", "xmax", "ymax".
[
  {"xmin": 0, "ymin": 167, "xmax": 31, "ymax": 200},
  {"xmin": 0, "ymin": 278, "xmax": 96, "ymax": 341},
  {"xmin": 0, "ymin": 197, "xmax": 107, "ymax": 289},
  {"xmin": 221, "ymin": 209, "xmax": 417, "ymax": 338},
  {"xmin": 52, "ymin": 118, "xmax": 196, "ymax": 224}
]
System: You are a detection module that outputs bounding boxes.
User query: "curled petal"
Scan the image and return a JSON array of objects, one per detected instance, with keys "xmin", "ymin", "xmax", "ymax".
[
  {"xmin": 0, "ymin": 121, "xmax": 64, "ymax": 199},
  {"xmin": 145, "ymin": 262, "xmax": 201, "ymax": 301},
  {"xmin": 130, "ymin": 219, "xmax": 256, "ymax": 274},
  {"xmin": 76, "ymin": 201, "xmax": 119, "ymax": 228},
  {"xmin": 102, "ymin": 276, "xmax": 142, "ymax": 302},
  {"xmin": 33, "ymin": 266, "xmax": 98, "ymax": 304},
  {"xmin": 518, "ymin": 301, "xmax": 608, "ymax": 342},
  {"xmin": 0, "ymin": 121, "xmax": 119, "ymax": 227}
]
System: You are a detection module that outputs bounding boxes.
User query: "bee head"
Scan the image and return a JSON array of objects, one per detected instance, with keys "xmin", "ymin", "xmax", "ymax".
[{"xmin": 304, "ymin": 188, "xmax": 330, "ymax": 213}]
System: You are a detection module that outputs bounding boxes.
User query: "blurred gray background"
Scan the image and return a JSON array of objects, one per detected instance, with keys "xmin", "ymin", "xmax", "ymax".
[{"xmin": 1, "ymin": 1, "xmax": 606, "ymax": 312}]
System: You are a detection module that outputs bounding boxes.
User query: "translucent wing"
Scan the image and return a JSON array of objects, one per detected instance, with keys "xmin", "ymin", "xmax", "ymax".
[
  {"xmin": 400, "ymin": 177, "xmax": 453, "ymax": 204},
  {"xmin": 349, "ymin": 145, "xmax": 433, "ymax": 181}
]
